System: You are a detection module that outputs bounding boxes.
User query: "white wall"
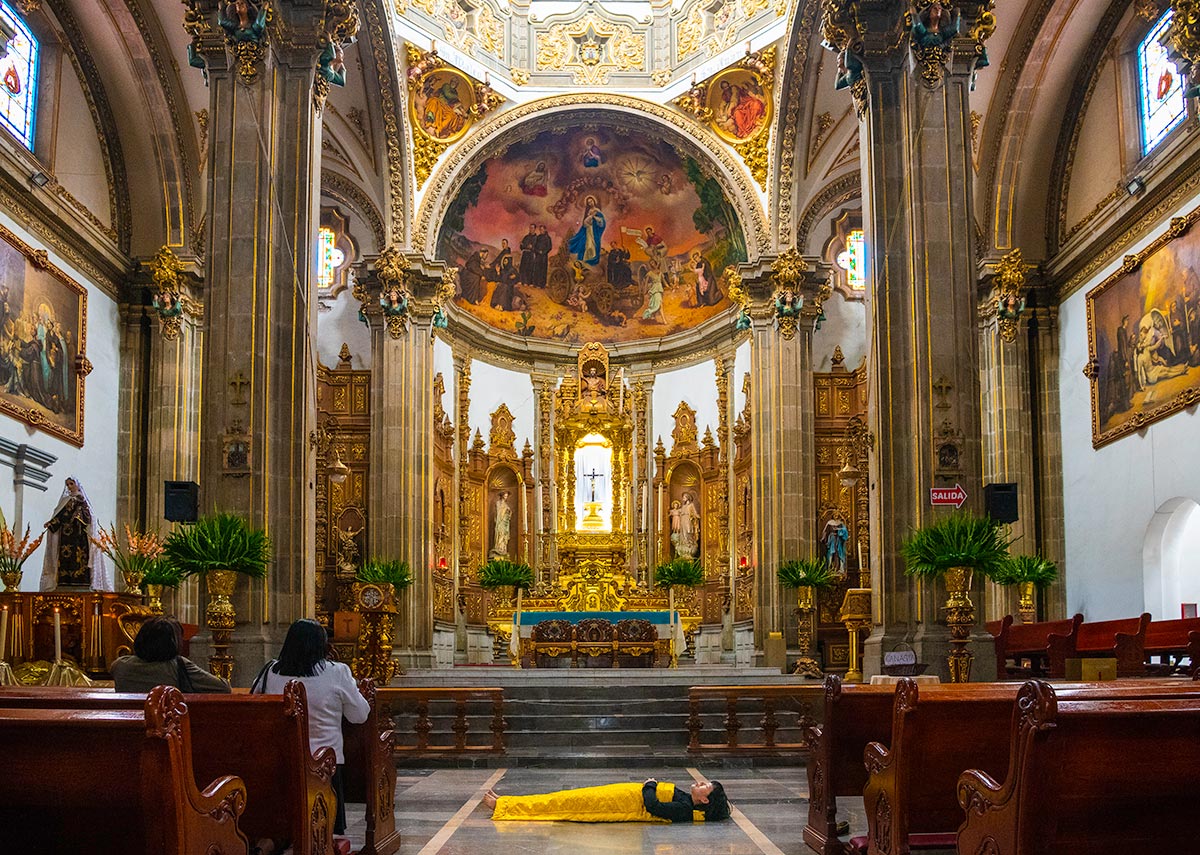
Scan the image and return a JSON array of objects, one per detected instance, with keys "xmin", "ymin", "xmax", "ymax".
[
  {"xmin": 315, "ymin": 287, "xmax": 373, "ymax": 369},
  {"xmin": 0, "ymin": 213, "xmax": 121, "ymax": 592},
  {"xmin": 812, "ymin": 291, "xmax": 868, "ymax": 371},
  {"xmin": 653, "ymin": 358, "xmax": 718, "ymax": 453},
  {"xmin": 468, "ymin": 359, "xmax": 533, "ymax": 451},
  {"xmin": 1059, "ymin": 191, "xmax": 1200, "ymax": 620}
]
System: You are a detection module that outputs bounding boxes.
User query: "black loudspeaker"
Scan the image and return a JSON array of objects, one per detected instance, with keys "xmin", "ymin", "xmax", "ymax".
[
  {"xmin": 164, "ymin": 480, "xmax": 199, "ymax": 523},
  {"xmin": 984, "ymin": 482, "xmax": 1018, "ymax": 524}
]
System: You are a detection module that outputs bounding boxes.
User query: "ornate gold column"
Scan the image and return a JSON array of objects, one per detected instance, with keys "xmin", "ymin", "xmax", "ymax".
[
  {"xmin": 186, "ymin": 1, "xmax": 360, "ymax": 681},
  {"xmin": 532, "ymin": 374, "xmax": 557, "ymax": 584},
  {"xmin": 822, "ymin": 0, "xmax": 996, "ymax": 678},
  {"xmin": 747, "ymin": 253, "xmax": 833, "ymax": 649}
]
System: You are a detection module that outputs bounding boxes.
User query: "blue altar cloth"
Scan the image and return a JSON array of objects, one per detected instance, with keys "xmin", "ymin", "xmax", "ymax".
[{"xmin": 517, "ymin": 610, "xmax": 672, "ymax": 626}]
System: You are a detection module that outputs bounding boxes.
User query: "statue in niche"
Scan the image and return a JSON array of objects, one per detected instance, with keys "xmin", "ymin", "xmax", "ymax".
[
  {"xmin": 670, "ymin": 492, "xmax": 701, "ymax": 559},
  {"xmin": 821, "ymin": 515, "xmax": 849, "ymax": 574},
  {"xmin": 583, "ymin": 366, "xmax": 607, "ymax": 400},
  {"xmin": 490, "ymin": 490, "xmax": 512, "ymax": 559}
]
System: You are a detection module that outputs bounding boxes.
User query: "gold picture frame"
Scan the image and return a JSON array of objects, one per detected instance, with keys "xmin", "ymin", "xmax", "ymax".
[
  {"xmin": 1085, "ymin": 208, "xmax": 1200, "ymax": 448},
  {"xmin": 0, "ymin": 225, "xmax": 88, "ymax": 447},
  {"xmin": 704, "ymin": 66, "xmax": 772, "ymax": 145},
  {"xmin": 410, "ymin": 66, "xmax": 478, "ymax": 145}
]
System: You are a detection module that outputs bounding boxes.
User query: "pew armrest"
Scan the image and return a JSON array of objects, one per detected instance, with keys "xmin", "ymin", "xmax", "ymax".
[
  {"xmin": 863, "ymin": 740, "xmax": 897, "ymax": 855},
  {"xmin": 863, "ymin": 739, "xmax": 893, "ymax": 775},
  {"xmin": 956, "ymin": 767, "xmax": 1017, "ymax": 855}
]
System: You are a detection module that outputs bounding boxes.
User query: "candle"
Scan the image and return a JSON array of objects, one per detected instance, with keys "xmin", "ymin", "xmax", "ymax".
[
  {"xmin": 53, "ymin": 606, "xmax": 61, "ymax": 663},
  {"xmin": 858, "ymin": 541, "xmax": 864, "ymax": 570},
  {"xmin": 0, "ymin": 605, "xmax": 8, "ymax": 661}
]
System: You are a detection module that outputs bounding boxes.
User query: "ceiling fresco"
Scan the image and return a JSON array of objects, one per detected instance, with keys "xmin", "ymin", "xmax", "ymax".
[{"xmin": 437, "ymin": 124, "xmax": 747, "ymax": 344}]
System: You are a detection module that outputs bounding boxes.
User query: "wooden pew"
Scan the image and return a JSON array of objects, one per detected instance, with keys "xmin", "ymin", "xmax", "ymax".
[
  {"xmin": 957, "ymin": 681, "xmax": 1200, "ymax": 854},
  {"xmin": 803, "ymin": 675, "xmax": 898, "ymax": 855},
  {"xmin": 861, "ymin": 678, "xmax": 1200, "ymax": 855},
  {"xmin": 1143, "ymin": 616, "xmax": 1200, "ymax": 676},
  {"xmin": 986, "ymin": 613, "xmax": 1082, "ymax": 678},
  {"xmin": 342, "ymin": 678, "xmax": 399, "ymax": 855},
  {"xmin": 0, "ymin": 682, "xmax": 337, "ymax": 855},
  {"xmin": 1049, "ymin": 613, "xmax": 1150, "ymax": 677},
  {"xmin": 0, "ymin": 685, "xmax": 249, "ymax": 854}
]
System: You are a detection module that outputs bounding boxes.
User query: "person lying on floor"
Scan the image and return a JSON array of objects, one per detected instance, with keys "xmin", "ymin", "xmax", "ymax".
[{"xmin": 483, "ymin": 777, "xmax": 731, "ymax": 822}]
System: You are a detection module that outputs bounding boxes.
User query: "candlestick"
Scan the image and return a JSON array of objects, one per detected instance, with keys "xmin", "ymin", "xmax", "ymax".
[
  {"xmin": 53, "ymin": 606, "xmax": 62, "ymax": 663},
  {"xmin": 0, "ymin": 605, "xmax": 8, "ymax": 661}
]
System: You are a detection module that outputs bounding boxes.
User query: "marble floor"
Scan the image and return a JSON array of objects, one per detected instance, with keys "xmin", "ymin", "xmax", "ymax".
[{"xmin": 344, "ymin": 765, "xmax": 860, "ymax": 855}]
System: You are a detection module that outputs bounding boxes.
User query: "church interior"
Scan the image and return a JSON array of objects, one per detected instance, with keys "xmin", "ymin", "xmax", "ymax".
[{"xmin": 1, "ymin": 0, "xmax": 1200, "ymax": 851}]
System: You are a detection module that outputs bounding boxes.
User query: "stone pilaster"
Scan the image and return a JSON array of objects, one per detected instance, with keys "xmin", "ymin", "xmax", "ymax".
[
  {"xmin": 1028, "ymin": 304, "xmax": 1066, "ymax": 619},
  {"xmin": 187, "ymin": 2, "xmax": 358, "ymax": 680},
  {"xmin": 747, "ymin": 256, "xmax": 830, "ymax": 648},
  {"xmin": 825, "ymin": 1, "xmax": 995, "ymax": 677}
]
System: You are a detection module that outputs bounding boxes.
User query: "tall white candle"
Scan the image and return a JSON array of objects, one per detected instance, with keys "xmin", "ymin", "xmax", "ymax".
[
  {"xmin": 858, "ymin": 540, "xmax": 864, "ymax": 570},
  {"xmin": 53, "ymin": 606, "xmax": 62, "ymax": 663},
  {"xmin": 0, "ymin": 605, "xmax": 8, "ymax": 661}
]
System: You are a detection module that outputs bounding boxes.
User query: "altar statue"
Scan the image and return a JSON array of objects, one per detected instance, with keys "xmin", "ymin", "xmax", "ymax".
[
  {"xmin": 491, "ymin": 490, "xmax": 512, "ymax": 559},
  {"xmin": 40, "ymin": 476, "xmax": 111, "ymax": 591},
  {"xmin": 670, "ymin": 492, "xmax": 700, "ymax": 558}
]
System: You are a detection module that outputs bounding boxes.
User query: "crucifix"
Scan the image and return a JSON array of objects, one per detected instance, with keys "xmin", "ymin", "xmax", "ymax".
[
  {"xmin": 229, "ymin": 371, "xmax": 250, "ymax": 406},
  {"xmin": 932, "ymin": 375, "xmax": 953, "ymax": 410},
  {"xmin": 584, "ymin": 467, "xmax": 603, "ymax": 503}
]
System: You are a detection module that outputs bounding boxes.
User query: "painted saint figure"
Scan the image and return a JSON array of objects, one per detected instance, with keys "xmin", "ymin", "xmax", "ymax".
[
  {"xmin": 568, "ymin": 196, "xmax": 606, "ymax": 265},
  {"xmin": 520, "ymin": 161, "xmax": 548, "ymax": 197},
  {"xmin": 717, "ymin": 79, "xmax": 767, "ymax": 140},
  {"xmin": 491, "ymin": 491, "xmax": 512, "ymax": 559},
  {"xmin": 692, "ymin": 251, "xmax": 721, "ymax": 307},
  {"xmin": 581, "ymin": 137, "xmax": 604, "ymax": 168},
  {"xmin": 519, "ymin": 226, "xmax": 538, "ymax": 287},
  {"xmin": 422, "ymin": 76, "xmax": 468, "ymax": 139},
  {"xmin": 821, "ymin": 516, "xmax": 849, "ymax": 574},
  {"xmin": 40, "ymin": 476, "xmax": 111, "ymax": 591},
  {"xmin": 459, "ymin": 249, "xmax": 489, "ymax": 304},
  {"xmin": 490, "ymin": 254, "xmax": 519, "ymax": 312}
]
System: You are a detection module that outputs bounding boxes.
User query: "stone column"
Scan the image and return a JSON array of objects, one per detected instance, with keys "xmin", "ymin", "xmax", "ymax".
[
  {"xmin": 363, "ymin": 253, "xmax": 442, "ymax": 667},
  {"xmin": 823, "ymin": 0, "xmax": 996, "ymax": 677},
  {"xmin": 747, "ymin": 255, "xmax": 831, "ymax": 648},
  {"xmin": 715, "ymin": 351, "xmax": 737, "ymax": 648},
  {"xmin": 186, "ymin": 2, "xmax": 358, "ymax": 681}
]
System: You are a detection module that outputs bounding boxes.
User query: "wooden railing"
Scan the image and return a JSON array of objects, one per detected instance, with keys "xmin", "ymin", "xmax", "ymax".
[
  {"xmin": 378, "ymin": 687, "xmax": 507, "ymax": 753},
  {"xmin": 687, "ymin": 685, "xmax": 820, "ymax": 751}
]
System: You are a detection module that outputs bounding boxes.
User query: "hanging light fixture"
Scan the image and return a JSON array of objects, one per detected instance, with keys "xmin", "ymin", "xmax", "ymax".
[{"xmin": 328, "ymin": 446, "xmax": 351, "ymax": 484}]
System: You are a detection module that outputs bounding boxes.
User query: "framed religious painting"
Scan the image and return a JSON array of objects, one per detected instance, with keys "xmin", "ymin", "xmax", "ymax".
[
  {"xmin": 409, "ymin": 66, "xmax": 477, "ymax": 144},
  {"xmin": 0, "ymin": 225, "xmax": 88, "ymax": 447},
  {"xmin": 1086, "ymin": 209, "xmax": 1200, "ymax": 448},
  {"xmin": 704, "ymin": 66, "xmax": 772, "ymax": 144}
]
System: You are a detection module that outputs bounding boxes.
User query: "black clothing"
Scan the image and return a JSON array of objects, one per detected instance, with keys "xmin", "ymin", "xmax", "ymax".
[
  {"xmin": 519, "ymin": 233, "xmax": 538, "ymax": 285},
  {"xmin": 641, "ymin": 781, "xmax": 696, "ymax": 823}
]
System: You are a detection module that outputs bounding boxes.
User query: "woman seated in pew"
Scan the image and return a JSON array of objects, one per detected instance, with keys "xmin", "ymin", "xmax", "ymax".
[
  {"xmin": 483, "ymin": 777, "xmax": 731, "ymax": 823},
  {"xmin": 252, "ymin": 619, "xmax": 370, "ymax": 840},
  {"xmin": 111, "ymin": 615, "xmax": 231, "ymax": 693}
]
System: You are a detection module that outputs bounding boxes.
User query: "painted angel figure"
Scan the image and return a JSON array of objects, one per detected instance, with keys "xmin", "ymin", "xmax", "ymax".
[{"xmin": 219, "ymin": 0, "xmax": 268, "ymax": 43}]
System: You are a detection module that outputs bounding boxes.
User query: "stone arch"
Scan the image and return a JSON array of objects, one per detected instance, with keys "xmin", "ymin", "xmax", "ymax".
[
  {"xmin": 413, "ymin": 94, "xmax": 769, "ymax": 261},
  {"xmin": 1143, "ymin": 497, "xmax": 1200, "ymax": 620}
]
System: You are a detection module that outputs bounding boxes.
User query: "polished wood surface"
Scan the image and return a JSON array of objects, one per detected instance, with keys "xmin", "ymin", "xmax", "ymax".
[
  {"xmin": 0, "ymin": 685, "xmax": 249, "ymax": 854},
  {"xmin": 0, "ymin": 682, "xmax": 336, "ymax": 855},
  {"xmin": 378, "ymin": 686, "xmax": 506, "ymax": 753},
  {"xmin": 342, "ymin": 678, "xmax": 400, "ymax": 855},
  {"xmin": 1143, "ymin": 616, "xmax": 1200, "ymax": 676},
  {"xmin": 956, "ymin": 681, "xmax": 1200, "ymax": 855},
  {"xmin": 686, "ymin": 684, "xmax": 819, "ymax": 751},
  {"xmin": 1049, "ymin": 613, "xmax": 1149, "ymax": 677},
  {"xmin": 985, "ymin": 613, "xmax": 1082, "ymax": 679}
]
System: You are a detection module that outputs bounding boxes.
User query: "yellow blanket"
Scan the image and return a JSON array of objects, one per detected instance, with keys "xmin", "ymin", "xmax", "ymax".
[{"xmin": 492, "ymin": 781, "xmax": 675, "ymax": 822}]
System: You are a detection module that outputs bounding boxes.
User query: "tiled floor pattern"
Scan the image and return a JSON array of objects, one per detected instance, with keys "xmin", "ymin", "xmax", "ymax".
[{"xmin": 344, "ymin": 765, "xmax": 872, "ymax": 855}]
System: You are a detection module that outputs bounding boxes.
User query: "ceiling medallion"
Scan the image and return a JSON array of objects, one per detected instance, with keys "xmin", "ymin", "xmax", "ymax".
[{"xmin": 534, "ymin": 11, "xmax": 647, "ymax": 85}]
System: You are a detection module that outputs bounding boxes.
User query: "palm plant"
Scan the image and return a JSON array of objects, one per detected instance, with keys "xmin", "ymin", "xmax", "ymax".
[
  {"xmin": 992, "ymin": 554, "xmax": 1058, "ymax": 588},
  {"xmin": 140, "ymin": 561, "xmax": 185, "ymax": 589},
  {"xmin": 653, "ymin": 557, "xmax": 705, "ymax": 589},
  {"xmin": 162, "ymin": 513, "xmax": 271, "ymax": 579},
  {"xmin": 777, "ymin": 557, "xmax": 837, "ymax": 590},
  {"xmin": 478, "ymin": 558, "xmax": 534, "ymax": 594},
  {"xmin": 900, "ymin": 512, "xmax": 1011, "ymax": 580},
  {"xmin": 357, "ymin": 558, "xmax": 413, "ymax": 593}
]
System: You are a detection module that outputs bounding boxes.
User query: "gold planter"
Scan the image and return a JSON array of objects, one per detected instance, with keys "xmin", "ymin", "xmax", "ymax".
[
  {"xmin": 121, "ymin": 569, "xmax": 146, "ymax": 594},
  {"xmin": 0, "ymin": 568, "xmax": 22, "ymax": 592},
  {"xmin": 1017, "ymin": 581, "xmax": 1036, "ymax": 624},
  {"xmin": 144, "ymin": 584, "xmax": 166, "ymax": 615},
  {"xmin": 792, "ymin": 585, "xmax": 822, "ymax": 679},
  {"xmin": 205, "ymin": 569, "xmax": 239, "ymax": 681},
  {"xmin": 943, "ymin": 566, "xmax": 975, "ymax": 683}
]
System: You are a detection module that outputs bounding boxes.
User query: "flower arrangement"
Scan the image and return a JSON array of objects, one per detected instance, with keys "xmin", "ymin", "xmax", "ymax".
[
  {"xmin": 90, "ymin": 524, "xmax": 166, "ymax": 590},
  {"xmin": 0, "ymin": 524, "xmax": 44, "ymax": 590}
]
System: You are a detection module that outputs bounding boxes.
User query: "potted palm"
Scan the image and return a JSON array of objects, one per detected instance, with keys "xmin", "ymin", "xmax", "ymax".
[
  {"xmin": 357, "ymin": 558, "xmax": 413, "ymax": 595},
  {"xmin": 654, "ymin": 557, "xmax": 704, "ymax": 667},
  {"xmin": 900, "ymin": 511, "xmax": 1011, "ymax": 682},
  {"xmin": 479, "ymin": 559, "xmax": 534, "ymax": 666},
  {"xmin": 778, "ymin": 557, "xmax": 837, "ymax": 678},
  {"xmin": 138, "ymin": 560, "xmax": 185, "ymax": 614},
  {"xmin": 163, "ymin": 513, "xmax": 271, "ymax": 681},
  {"xmin": 993, "ymin": 554, "xmax": 1057, "ymax": 624}
]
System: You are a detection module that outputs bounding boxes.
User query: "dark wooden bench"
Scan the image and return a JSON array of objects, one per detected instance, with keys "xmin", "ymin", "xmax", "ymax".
[
  {"xmin": 342, "ymin": 679, "xmax": 399, "ymax": 855},
  {"xmin": 957, "ymin": 681, "xmax": 1200, "ymax": 854},
  {"xmin": 803, "ymin": 675, "xmax": 898, "ymax": 854},
  {"xmin": 1143, "ymin": 616, "xmax": 1200, "ymax": 676},
  {"xmin": 1049, "ymin": 613, "xmax": 1150, "ymax": 677},
  {"xmin": 985, "ymin": 613, "xmax": 1082, "ymax": 678},
  {"xmin": 0, "ymin": 685, "xmax": 249, "ymax": 854},
  {"xmin": 0, "ymin": 682, "xmax": 337, "ymax": 855}
]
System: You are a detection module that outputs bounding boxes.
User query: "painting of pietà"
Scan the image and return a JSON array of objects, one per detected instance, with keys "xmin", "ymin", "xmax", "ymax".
[
  {"xmin": 0, "ymin": 228, "xmax": 87, "ymax": 446},
  {"xmin": 437, "ymin": 125, "xmax": 747, "ymax": 344},
  {"xmin": 1087, "ymin": 211, "xmax": 1200, "ymax": 447}
]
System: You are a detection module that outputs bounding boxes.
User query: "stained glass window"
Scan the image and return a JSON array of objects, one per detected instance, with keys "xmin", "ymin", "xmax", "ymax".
[
  {"xmin": 0, "ymin": 5, "xmax": 37, "ymax": 151},
  {"xmin": 317, "ymin": 226, "xmax": 345, "ymax": 290},
  {"xmin": 836, "ymin": 228, "xmax": 865, "ymax": 291},
  {"xmin": 1139, "ymin": 13, "xmax": 1186, "ymax": 154}
]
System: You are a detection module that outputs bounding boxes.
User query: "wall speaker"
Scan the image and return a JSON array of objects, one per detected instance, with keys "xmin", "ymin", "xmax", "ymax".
[
  {"xmin": 164, "ymin": 480, "xmax": 199, "ymax": 523},
  {"xmin": 984, "ymin": 482, "xmax": 1018, "ymax": 524}
]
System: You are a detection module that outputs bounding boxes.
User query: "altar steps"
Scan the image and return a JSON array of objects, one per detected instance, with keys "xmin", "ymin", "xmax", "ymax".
[{"xmin": 390, "ymin": 668, "xmax": 819, "ymax": 767}]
